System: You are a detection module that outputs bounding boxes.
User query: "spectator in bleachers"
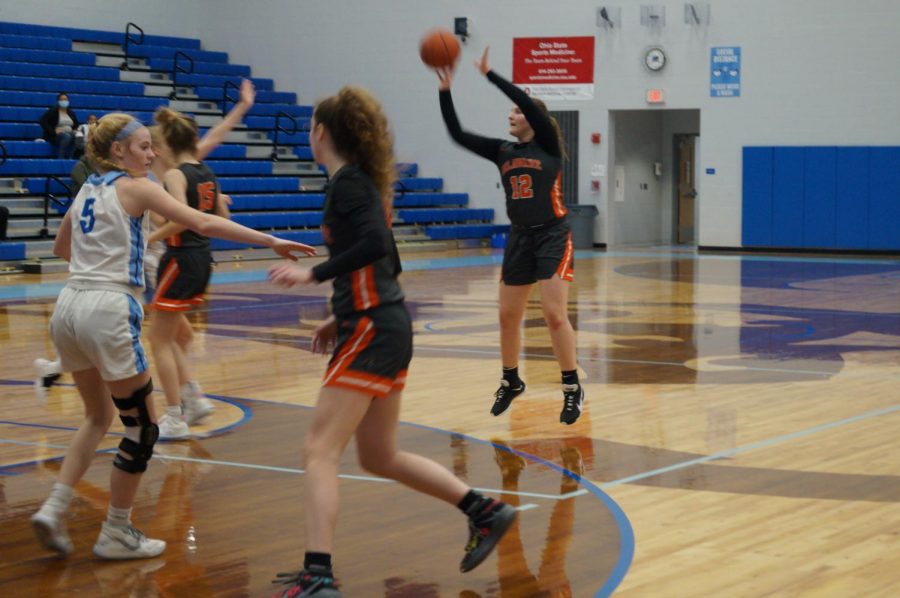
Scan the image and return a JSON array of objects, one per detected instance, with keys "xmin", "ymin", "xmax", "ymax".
[
  {"xmin": 39, "ymin": 93, "xmax": 80, "ymax": 159},
  {"xmin": 74, "ymin": 114, "xmax": 98, "ymax": 157},
  {"xmin": 70, "ymin": 154, "xmax": 96, "ymax": 197}
]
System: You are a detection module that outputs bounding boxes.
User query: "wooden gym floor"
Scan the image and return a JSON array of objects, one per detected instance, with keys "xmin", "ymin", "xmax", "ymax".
[{"xmin": 1, "ymin": 246, "xmax": 898, "ymax": 597}]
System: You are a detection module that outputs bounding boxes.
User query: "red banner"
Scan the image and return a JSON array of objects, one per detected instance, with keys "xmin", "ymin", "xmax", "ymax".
[{"xmin": 512, "ymin": 36, "xmax": 595, "ymax": 99}]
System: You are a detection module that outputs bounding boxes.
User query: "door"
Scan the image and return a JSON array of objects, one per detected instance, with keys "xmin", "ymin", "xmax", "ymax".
[{"xmin": 675, "ymin": 134, "xmax": 697, "ymax": 244}]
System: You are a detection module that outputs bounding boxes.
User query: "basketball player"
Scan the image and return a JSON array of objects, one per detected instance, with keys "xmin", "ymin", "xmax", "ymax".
[
  {"xmin": 146, "ymin": 79, "xmax": 256, "ymax": 439},
  {"xmin": 436, "ymin": 48, "xmax": 585, "ymax": 425},
  {"xmin": 31, "ymin": 81, "xmax": 255, "ymax": 415},
  {"xmin": 30, "ymin": 113, "xmax": 314, "ymax": 559},
  {"xmin": 267, "ymin": 86, "xmax": 517, "ymax": 597}
]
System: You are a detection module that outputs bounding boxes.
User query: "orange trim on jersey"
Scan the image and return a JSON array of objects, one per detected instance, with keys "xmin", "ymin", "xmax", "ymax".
[
  {"xmin": 392, "ymin": 369, "xmax": 408, "ymax": 390},
  {"xmin": 351, "ymin": 265, "xmax": 379, "ymax": 311},
  {"xmin": 153, "ymin": 298, "xmax": 196, "ymax": 312},
  {"xmin": 331, "ymin": 371, "xmax": 394, "ymax": 397},
  {"xmin": 327, "ymin": 369, "xmax": 407, "ymax": 398},
  {"xmin": 153, "ymin": 260, "xmax": 180, "ymax": 307},
  {"xmin": 322, "ymin": 317, "xmax": 375, "ymax": 386},
  {"xmin": 167, "ymin": 233, "xmax": 182, "ymax": 248},
  {"xmin": 551, "ymin": 172, "xmax": 567, "ymax": 218},
  {"xmin": 555, "ymin": 232, "xmax": 575, "ymax": 282}
]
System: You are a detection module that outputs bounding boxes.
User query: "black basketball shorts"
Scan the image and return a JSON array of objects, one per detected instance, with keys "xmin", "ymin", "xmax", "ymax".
[
  {"xmin": 322, "ymin": 302, "xmax": 413, "ymax": 398},
  {"xmin": 501, "ymin": 219, "xmax": 574, "ymax": 286}
]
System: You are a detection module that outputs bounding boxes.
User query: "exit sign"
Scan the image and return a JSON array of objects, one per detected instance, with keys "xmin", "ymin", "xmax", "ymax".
[{"xmin": 646, "ymin": 88, "xmax": 666, "ymax": 103}]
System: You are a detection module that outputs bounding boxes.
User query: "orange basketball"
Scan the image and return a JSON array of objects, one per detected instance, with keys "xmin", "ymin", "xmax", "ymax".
[{"xmin": 419, "ymin": 28, "xmax": 461, "ymax": 69}]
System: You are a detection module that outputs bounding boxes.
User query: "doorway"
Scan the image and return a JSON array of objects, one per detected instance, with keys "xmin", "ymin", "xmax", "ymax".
[
  {"xmin": 608, "ymin": 109, "xmax": 700, "ymax": 247},
  {"xmin": 674, "ymin": 134, "xmax": 698, "ymax": 244}
]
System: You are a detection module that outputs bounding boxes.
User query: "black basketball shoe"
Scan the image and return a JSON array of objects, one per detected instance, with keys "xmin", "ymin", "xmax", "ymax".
[
  {"xmin": 271, "ymin": 565, "xmax": 341, "ymax": 598},
  {"xmin": 491, "ymin": 380, "xmax": 526, "ymax": 416},
  {"xmin": 460, "ymin": 498, "xmax": 517, "ymax": 572},
  {"xmin": 559, "ymin": 383, "xmax": 584, "ymax": 425}
]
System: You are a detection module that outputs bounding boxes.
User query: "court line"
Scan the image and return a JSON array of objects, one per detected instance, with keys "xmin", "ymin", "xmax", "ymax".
[
  {"xmin": 0, "ymin": 431, "xmax": 566, "ymax": 503},
  {"xmin": 598, "ymin": 403, "xmax": 900, "ymax": 489}
]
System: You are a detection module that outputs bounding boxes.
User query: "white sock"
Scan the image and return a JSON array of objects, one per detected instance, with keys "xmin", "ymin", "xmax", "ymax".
[
  {"xmin": 166, "ymin": 405, "xmax": 183, "ymax": 419},
  {"xmin": 106, "ymin": 505, "xmax": 132, "ymax": 528},
  {"xmin": 43, "ymin": 482, "xmax": 73, "ymax": 513}
]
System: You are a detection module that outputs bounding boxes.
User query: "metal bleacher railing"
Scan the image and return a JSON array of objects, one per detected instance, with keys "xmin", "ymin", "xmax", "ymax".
[
  {"xmin": 170, "ymin": 50, "xmax": 194, "ymax": 100},
  {"xmin": 41, "ymin": 175, "xmax": 71, "ymax": 238},
  {"xmin": 271, "ymin": 111, "xmax": 297, "ymax": 161},
  {"xmin": 121, "ymin": 22, "xmax": 143, "ymax": 70}
]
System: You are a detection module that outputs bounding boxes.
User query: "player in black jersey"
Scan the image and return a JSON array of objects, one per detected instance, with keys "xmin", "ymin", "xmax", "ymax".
[
  {"xmin": 437, "ymin": 47, "xmax": 585, "ymax": 425},
  {"xmin": 267, "ymin": 86, "xmax": 516, "ymax": 598},
  {"xmin": 147, "ymin": 93, "xmax": 277, "ymax": 441}
]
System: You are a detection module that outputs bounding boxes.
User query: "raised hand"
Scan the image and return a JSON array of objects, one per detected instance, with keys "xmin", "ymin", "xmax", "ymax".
[
  {"xmin": 475, "ymin": 46, "xmax": 491, "ymax": 75},
  {"xmin": 239, "ymin": 78, "xmax": 256, "ymax": 108},
  {"xmin": 436, "ymin": 66, "xmax": 454, "ymax": 91}
]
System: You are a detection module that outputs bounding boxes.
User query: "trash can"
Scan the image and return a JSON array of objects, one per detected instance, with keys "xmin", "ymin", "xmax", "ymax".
[{"xmin": 567, "ymin": 204, "xmax": 599, "ymax": 249}]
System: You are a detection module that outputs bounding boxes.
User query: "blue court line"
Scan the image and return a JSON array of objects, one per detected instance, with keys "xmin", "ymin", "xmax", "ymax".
[
  {"xmin": 401, "ymin": 421, "xmax": 634, "ymax": 598},
  {"xmin": 0, "ymin": 382, "xmax": 630, "ymax": 596}
]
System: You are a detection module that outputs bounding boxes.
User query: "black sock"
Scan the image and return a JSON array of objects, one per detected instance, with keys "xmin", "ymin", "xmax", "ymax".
[
  {"xmin": 562, "ymin": 370, "xmax": 579, "ymax": 386},
  {"xmin": 304, "ymin": 551, "xmax": 332, "ymax": 571},
  {"xmin": 457, "ymin": 490, "xmax": 485, "ymax": 516},
  {"xmin": 502, "ymin": 366, "xmax": 522, "ymax": 387}
]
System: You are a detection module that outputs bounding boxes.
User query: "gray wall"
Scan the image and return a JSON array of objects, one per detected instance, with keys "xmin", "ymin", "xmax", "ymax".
[{"xmin": 7, "ymin": 0, "xmax": 899, "ymax": 248}]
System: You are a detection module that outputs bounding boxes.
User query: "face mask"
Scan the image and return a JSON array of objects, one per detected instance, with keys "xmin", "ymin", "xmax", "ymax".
[{"xmin": 58, "ymin": 100, "xmax": 69, "ymax": 108}]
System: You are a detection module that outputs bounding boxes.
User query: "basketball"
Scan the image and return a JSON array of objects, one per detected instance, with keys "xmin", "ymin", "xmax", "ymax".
[{"xmin": 419, "ymin": 28, "xmax": 460, "ymax": 69}]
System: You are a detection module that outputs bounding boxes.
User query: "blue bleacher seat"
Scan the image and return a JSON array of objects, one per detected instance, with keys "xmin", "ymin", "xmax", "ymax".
[
  {"xmin": 218, "ymin": 178, "xmax": 301, "ymax": 193},
  {"xmin": 0, "ymin": 123, "xmax": 43, "ymax": 138},
  {"xmin": 0, "ymin": 22, "xmax": 201, "ymax": 49},
  {"xmin": 1, "ymin": 75, "xmax": 144, "ymax": 96},
  {"xmin": 0, "ymin": 34, "xmax": 71, "ymax": 52},
  {"xmin": 397, "ymin": 177, "xmax": 442, "ymax": 192},
  {"xmin": 0, "ymin": 159, "xmax": 76, "ymax": 175},
  {"xmin": 397, "ymin": 209, "xmax": 494, "ymax": 224},
  {"xmin": 228, "ymin": 194, "xmax": 325, "ymax": 211},
  {"xmin": 147, "ymin": 58, "xmax": 249, "ymax": 77},
  {"xmin": 0, "ymin": 242, "xmax": 26, "ymax": 261},
  {"xmin": 127, "ymin": 46, "xmax": 228, "ymax": 63},
  {"xmin": 393, "ymin": 193, "xmax": 467, "ymax": 208},
  {"xmin": 0, "ymin": 90, "xmax": 167, "ymax": 112},
  {"xmin": 0, "ymin": 47, "xmax": 95, "ymax": 66},
  {"xmin": 0, "ymin": 61, "xmax": 121, "ymax": 81}
]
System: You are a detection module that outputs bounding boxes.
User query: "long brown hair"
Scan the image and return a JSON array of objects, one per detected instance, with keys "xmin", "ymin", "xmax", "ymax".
[
  {"xmin": 313, "ymin": 86, "xmax": 397, "ymax": 212},
  {"xmin": 531, "ymin": 98, "xmax": 567, "ymax": 160},
  {"xmin": 85, "ymin": 113, "xmax": 142, "ymax": 175},
  {"xmin": 153, "ymin": 106, "xmax": 198, "ymax": 155}
]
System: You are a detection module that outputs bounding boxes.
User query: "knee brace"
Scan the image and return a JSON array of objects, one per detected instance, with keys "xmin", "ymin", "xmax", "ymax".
[{"xmin": 111, "ymin": 379, "xmax": 158, "ymax": 474}]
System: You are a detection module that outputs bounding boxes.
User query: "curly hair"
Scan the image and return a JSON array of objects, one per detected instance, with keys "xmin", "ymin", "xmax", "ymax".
[
  {"xmin": 153, "ymin": 106, "xmax": 198, "ymax": 155},
  {"xmin": 313, "ymin": 86, "xmax": 397, "ymax": 211},
  {"xmin": 85, "ymin": 113, "xmax": 143, "ymax": 176}
]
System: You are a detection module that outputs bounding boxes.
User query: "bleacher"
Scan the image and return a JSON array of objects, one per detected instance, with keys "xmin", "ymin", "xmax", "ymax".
[{"xmin": 0, "ymin": 20, "xmax": 509, "ymax": 265}]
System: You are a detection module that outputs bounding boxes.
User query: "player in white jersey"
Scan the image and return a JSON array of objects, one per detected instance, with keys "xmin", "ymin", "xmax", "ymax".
[
  {"xmin": 31, "ymin": 113, "xmax": 315, "ymax": 560},
  {"xmin": 32, "ymin": 83, "xmax": 254, "ymax": 409}
]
